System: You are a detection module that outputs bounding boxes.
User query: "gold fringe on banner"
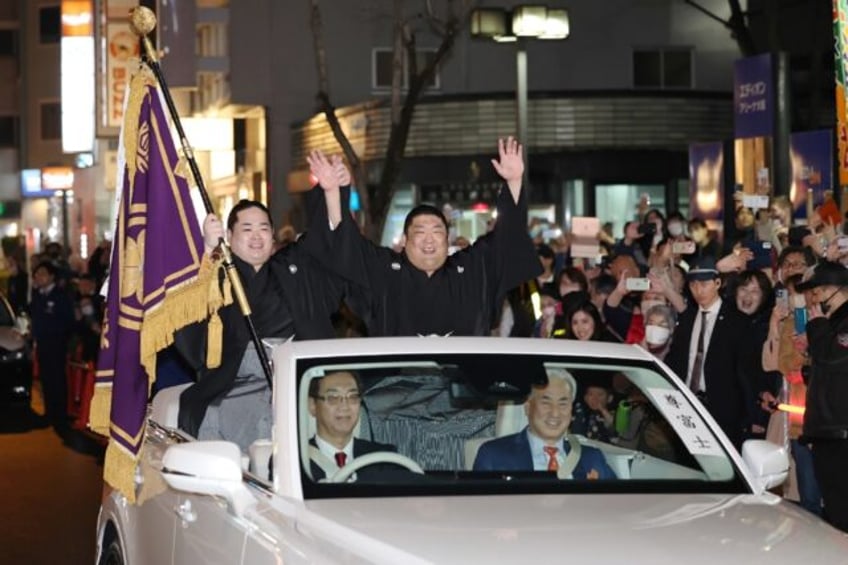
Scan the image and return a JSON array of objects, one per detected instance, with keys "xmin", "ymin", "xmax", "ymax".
[
  {"xmin": 88, "ymin": 383, "xmax": 112, "ymax": 437},
  {"xmin": 139, "ymin": 255, "xmax": 230, "ymax": 391},
  {"xmin": 103, "ymin": 441, "xmax": 141, "ymax": 504}
]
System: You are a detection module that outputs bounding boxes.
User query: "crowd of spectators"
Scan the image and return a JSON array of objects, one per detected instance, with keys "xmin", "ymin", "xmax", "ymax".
[{"xmin": 479, "ymin": 192, "xmax": 848, "ymax": 532}]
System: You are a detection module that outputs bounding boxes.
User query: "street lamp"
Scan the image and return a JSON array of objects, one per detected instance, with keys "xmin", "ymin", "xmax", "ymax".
[{"xmin": 471, "ymin": 6, "xmax": 570, "ymax": 189}]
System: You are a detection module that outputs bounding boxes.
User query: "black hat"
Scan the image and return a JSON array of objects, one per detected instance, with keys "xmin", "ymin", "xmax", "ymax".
[
  {"xmin": 796, "ymin": 261, "xmax": 848, "ymax": 291},
  {"xmin": 537, "ymin": 243, "xmax": 555, "ymax": 259},
  {"xmin": 686, "ymin": 257, "xmax": 720, "ymax": 281}
]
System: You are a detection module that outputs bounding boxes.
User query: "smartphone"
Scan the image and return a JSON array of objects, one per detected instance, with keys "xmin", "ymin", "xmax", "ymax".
[
  {"xmin": 542, "ymin": 228, "xmax": 563, "ymax": 240},
  {"xmin": 746, "ymin": 241, "xmax": 773, "ymax": 270},
  {"xmin": 671, "ymin": 241, "xmax": 696, "ymax": 255},
  {"xmin": 775, "ymin": 288, "xmax": 789, "ymax": 310},
  {"xmin": 838, "ymin": 236, "xmax": 848, "ymax": 252},
  {"xmin": 625, "ymin": 277, "xmax": 651, "ymax": 292}
]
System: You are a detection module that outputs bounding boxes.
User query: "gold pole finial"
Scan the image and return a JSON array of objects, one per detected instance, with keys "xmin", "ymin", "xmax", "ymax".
[
  {"xmin": 129, "ymin": 6, "xmax": 157, "ymax": 36},
  {"xmin": 129, "ymin": 6, "xmax": 159, "ymax": 62}
]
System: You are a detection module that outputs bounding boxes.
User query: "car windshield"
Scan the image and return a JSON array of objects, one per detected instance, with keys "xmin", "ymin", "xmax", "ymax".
[{"xmin": 296, "ymin": 353, "xmax": 746, "ymax": 499}]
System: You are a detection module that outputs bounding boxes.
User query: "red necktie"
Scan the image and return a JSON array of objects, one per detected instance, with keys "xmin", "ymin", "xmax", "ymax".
[
  {"xmin": 543, "ymin": 446, "xmax": 559, "ymax": 471},
  {"xmin": 334, "ymin": 452, "xmax": 347, "ymax": 467}
]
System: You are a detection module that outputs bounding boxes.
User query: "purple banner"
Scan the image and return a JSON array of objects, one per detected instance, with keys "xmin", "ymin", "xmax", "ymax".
[
  {"xmin": 92, "ymin": 70, "xmax": 208, "ymax": 502},
  {"xmin": 689, "ymin": 142, "xmax": 724, "ymax": 222},
  {"xmin": 790, "ymin": 129, "xmax": 834, "ymax": 218},
  {"xmin": 734, "ymin": 53, "xmax": 773, "ymax": 139}
]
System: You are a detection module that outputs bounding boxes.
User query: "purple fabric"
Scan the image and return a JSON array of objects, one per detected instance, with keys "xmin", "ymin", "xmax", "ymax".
[{"xmin": 95, "ymin": 84, "xmax": 203, "ymax": 457}]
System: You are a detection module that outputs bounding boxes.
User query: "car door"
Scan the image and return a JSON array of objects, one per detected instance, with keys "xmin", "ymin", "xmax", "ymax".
[
  {"xmin": 132, "ymin": 488, "xmax": 178, "ymax": 564},
  {"xmin": 172, "ymin": 492, "xmax": 252, "ymax": 565}
]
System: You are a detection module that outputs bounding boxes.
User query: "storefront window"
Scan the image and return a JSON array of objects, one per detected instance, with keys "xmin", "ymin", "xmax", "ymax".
[{"xmin": 595, "ymin": 184, "xmax": 665, "ymax": 238}]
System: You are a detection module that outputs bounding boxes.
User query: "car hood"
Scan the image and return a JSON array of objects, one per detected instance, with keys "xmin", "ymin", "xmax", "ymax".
[{"xmin": 299, "ymin": 493, "xmax": 848, "ymax": 564}]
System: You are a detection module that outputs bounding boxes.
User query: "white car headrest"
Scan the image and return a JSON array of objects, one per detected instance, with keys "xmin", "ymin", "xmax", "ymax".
[{"xmin": 150, "ymin": 383, "xmax": 194, "ymax": 429}]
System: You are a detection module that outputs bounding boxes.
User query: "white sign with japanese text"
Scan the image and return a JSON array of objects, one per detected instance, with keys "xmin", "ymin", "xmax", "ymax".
[{"xmin": 646, "ymin": 388, "xmax": 725, "ymax": 457}]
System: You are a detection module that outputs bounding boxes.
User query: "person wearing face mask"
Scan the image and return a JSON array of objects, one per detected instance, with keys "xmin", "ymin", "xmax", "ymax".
[
  {"xmin": 533, "ymin": 288, "xmax": 565, "ymax": 338},
  {"xmin": 640, "ymin": 304, "xmax": 675, "ymax": 361},
  {"xmin": 795, "ymin": 261, "xmax": 848, "ymax": 532}
]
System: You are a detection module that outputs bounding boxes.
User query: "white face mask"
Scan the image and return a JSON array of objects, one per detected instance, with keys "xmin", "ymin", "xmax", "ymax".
[
  {"xmin": 645, "ymin": 324, "xmax": 671, "ymax": 345},
  {"xmin": 81, "ymin": 305, "xmax": 94, "ymax": 317},
  {"xmin": 668, "ymin": 222, "xmax": 683, "ymax": 237}
]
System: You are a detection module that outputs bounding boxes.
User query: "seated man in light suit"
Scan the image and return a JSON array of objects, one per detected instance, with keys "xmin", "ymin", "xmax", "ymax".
[
  {"xmin": 473, "ymin": 370, "xmax": 616, "ymax": 480},
  {"xmin": 308, "ymin": 370, "xmax": 396, "ymax": 481}
]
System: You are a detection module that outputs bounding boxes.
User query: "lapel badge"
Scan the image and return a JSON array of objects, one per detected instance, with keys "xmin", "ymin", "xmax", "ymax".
[
  {"xmin": 391, "ymin": 262, "xmax": 401, "ymax": 271},
  {"xmin": 288, "ymin": 264, "xmax": 298, "ymax": 274},
  {"xmin": 838, "ymin": 333, "xmax": 848, "ymax": 348},
  {"xmin": 457, "ymin": 266, "xmax": 465, "ymax": 274}
]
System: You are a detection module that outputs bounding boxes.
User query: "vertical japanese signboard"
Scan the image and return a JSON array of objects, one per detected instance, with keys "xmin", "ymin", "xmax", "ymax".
[
  {"xmin": 834, "ymin": 1, "xmax": 848, "ymax": 197},
  {"xmin": 733, "ymin": 53, "xmax": 773, "ymax": 139},
  {"xmin": 96, "ymin": 0, "xmax": 139, "ymax": 137}
]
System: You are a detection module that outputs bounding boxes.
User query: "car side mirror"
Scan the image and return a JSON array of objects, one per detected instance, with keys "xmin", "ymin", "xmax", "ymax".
[
  {"xmin": 741, "ymin": 439, "xmax": 789, "ymax": 492},
  {"xmin": 161, "ymin": 441, "xmax": 254, "ymax": 515}
]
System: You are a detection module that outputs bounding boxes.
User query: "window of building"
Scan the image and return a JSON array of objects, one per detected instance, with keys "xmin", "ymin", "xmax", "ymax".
[
  {"xmin": 372, "ymin": 47, "xmax": 441, "ymax": 90},
  {"xmin": 633, "ymin": 48, "xmax": 693, "ymax": 89},
  {"xmin": 40, "ymin": 102, "xmax": 61, "ymax": 140},
  {"xmin": 39, "ymin": 5, "xmax": 61, "ymax": 44},
  {"xmin": 0, "ymin": 29, "xmax": 18, "ymax": 56},
  {"xmin": 0, "ymin": 116, "xmax": 17, "ymax": 147}
]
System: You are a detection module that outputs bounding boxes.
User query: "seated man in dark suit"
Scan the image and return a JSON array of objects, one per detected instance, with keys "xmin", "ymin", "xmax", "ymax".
[
  {"xmin": 473, "ymin": 370, "xmax": 616, "ymax": 480},
  {"xmin": 308, "ymin": 371, "xmax": 396, "ymax": 481}
]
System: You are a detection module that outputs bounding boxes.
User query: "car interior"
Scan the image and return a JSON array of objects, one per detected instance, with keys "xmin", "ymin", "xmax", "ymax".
[{"xmin": 295, "ymin": 355, "xmax": 739, "ymax": 489}]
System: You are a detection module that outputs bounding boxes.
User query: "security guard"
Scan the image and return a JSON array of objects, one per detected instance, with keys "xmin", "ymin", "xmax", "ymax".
[{"xmin": 797, "ymin": 260, "xmax": 848, "ymax": 532}]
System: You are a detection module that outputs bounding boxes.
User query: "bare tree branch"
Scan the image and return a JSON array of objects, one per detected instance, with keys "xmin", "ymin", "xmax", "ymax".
[
  {"xmin": 308, "ymin": 0, "xmax": 372, "ymax": 230},
  {"xmin": 683, "ymin": 0, "xmax": 757, "ymax": 56},
  {"xmin": 309, "ymin": 0, "xmax": 329, "ymax": 97},
  {"xmin": 391, "ymin": 0, "xmax": 404, "ymax": 126}
]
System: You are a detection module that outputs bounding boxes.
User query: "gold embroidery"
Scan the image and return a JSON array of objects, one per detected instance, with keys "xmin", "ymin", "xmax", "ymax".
[
  {"xmin": 137, "ymin": 121, "xmax": 150, "ymax": 174},
  {"xmin": 121, "ymin": 230, "xmax": 146, "ymax": 303}
]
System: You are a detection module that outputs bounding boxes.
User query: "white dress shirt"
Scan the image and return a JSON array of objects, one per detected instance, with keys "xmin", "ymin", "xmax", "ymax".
[
  {"xmin": 314, "ymin": 435, "xmax": 354, "ymax": 467},
  {"xmin": 686, "ymin": 297, "xmax": 722, "ymax": 392}
]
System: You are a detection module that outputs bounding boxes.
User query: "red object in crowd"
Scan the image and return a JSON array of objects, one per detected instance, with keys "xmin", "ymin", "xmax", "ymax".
[{"xmin": 625, "ymin": 312, "xmax": 645, "ymax": 344}]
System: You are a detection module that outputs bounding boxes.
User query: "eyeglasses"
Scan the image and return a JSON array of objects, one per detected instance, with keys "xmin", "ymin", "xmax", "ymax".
[
  {"xmin": 782, "ymin": 261, "xmax": 808, "ymax": 269},
  {"xmin": 313, "ymin": 392, "xmax": 362, "ymax": 406}
]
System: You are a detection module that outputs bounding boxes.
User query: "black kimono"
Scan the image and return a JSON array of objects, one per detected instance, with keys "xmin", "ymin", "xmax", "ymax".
[
  {"xmin": 176, "ymin": 240, "xmax": 345, "ymax": 437},
  {"xmin": 305, "ymin": 186, "xmax": 541, "ymax": 337}
]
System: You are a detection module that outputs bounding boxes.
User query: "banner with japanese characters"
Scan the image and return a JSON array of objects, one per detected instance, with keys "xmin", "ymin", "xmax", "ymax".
[{"xmin": 733, "ymin": 53, "xmax": 773, "ymax": 139}]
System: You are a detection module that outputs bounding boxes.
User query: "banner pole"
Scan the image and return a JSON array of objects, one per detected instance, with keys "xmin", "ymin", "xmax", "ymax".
[{"xmin": 129, "ymin": 6, "xmax": 274, "ymax": 389}]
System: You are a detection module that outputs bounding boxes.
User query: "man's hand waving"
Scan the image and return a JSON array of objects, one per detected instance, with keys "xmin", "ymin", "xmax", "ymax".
[
  {"xmin": 491, "ymin": 137, "xmax": 524, "ymax": 204},
  {"xmin": 307, "ymin": 149, "xmax": 345, "ymax": 228}
]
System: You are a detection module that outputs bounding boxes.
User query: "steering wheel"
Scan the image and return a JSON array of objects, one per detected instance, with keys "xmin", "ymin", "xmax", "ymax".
[{"xmin": 329, "ymin": 451, "xmax": 424, "ymax": 483}]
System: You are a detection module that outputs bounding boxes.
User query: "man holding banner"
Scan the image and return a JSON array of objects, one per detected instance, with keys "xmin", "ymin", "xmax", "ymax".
[{"xmin": 90, "ymin": 64, "xmax": 347, "ymax": 502}]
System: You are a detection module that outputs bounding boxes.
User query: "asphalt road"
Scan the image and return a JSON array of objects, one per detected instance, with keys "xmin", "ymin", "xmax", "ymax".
[{"xmin": 0, "ymin": 385, "xmax": 105, "ymax": 564}]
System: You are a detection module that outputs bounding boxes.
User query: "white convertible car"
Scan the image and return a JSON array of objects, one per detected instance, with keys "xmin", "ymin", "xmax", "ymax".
[{"xmin": 96, "ymin": 337, "xmax": 848, "ymax": 564}]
